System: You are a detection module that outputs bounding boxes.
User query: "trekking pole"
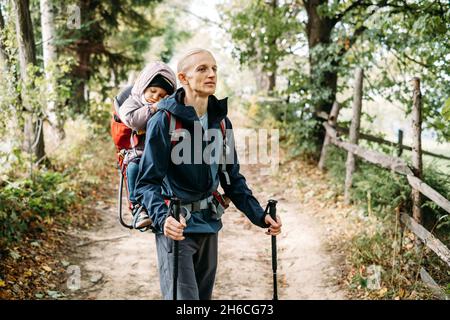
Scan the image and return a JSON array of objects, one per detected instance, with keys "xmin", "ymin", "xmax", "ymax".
[
  {"xmin": 267, "ymin": 199, "xmax": 278, "ymax": 300},
  {"xmin": 172, "ymin": 198, "xmax": 181, "ymax": 300}
]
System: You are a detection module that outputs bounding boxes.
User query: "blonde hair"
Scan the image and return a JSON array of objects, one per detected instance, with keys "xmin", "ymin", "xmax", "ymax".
[{"xmin": 177, "ymin": 48, "xmax": 214, "ymax": 73}]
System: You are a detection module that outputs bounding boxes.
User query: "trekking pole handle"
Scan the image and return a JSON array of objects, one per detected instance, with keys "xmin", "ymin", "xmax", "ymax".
[
  {"xmin": 172, "ymin": 198, "xmax": 181, "ymax": 221},
  {"xmin": 268, "ymin": 199, "xmax": 278, "ymax": 221}
]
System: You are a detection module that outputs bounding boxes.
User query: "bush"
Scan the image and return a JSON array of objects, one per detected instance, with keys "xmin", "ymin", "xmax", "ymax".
[
  {"xmin": 245, "ymin": 99, "xmax": 323, "ymax": 160},
  {"xmin": 324, "ymin": 144, "xmax": 450, "ymax": 298},
  {"xmin": 0, "ymin": 118, "xmax": 115, "ymax": 250},
  {"xmin": 0, "ymin": 171, "xmax": 76, "ymax": 246}
]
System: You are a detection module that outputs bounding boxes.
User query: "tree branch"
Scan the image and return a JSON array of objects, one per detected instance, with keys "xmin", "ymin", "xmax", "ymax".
[
  {"xmin": 391, "ymin": 50, "xmax": 431, "ymax": 69},
  {"xmin": 337, "ymin": 24, "xmax": 367, "ymax": 57},
  {"xmin": 332, "ymin": 0, "xmax": 365, "ymax": 24},
  {"xmin": 174, "ymin": 6, "xmax": 223, "ymax": 28}
]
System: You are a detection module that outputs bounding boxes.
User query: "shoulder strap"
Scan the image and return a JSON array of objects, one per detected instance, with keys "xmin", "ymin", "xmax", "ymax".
[
  {"xmin": 219, "ymin": 119, "xmax": 226, "ymax": 138},
  {"xmin": 164, "ymin": 110, "xmax": 183, "ymax": 145},
  {"xmin": 219, "ymin": 118, "xmax": 231, "ymax": 185}
]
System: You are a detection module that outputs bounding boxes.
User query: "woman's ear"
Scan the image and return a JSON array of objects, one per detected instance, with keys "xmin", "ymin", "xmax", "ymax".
[{"xmin": 177, "ymin": 72, "xmax": 188, "ymax": 86}]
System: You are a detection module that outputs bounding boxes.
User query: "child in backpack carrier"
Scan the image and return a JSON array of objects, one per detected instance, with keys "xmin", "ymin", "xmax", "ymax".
[{"xmin": 113, "ymin": 61, "xmax": 177, "ymax": 229}]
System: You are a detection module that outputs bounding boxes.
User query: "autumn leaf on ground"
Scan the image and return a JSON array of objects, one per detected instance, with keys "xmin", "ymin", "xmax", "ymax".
[
  {"xmin": 9, "ymin": 250, "xmax": 21, "ymax": 260},
  {"xmin": 42, "ymin": 265, "xmax": 52, "ymax": 272},
  {"xmin": 24, "ymin": 270, "xmax": 33, "ymax": 278}
]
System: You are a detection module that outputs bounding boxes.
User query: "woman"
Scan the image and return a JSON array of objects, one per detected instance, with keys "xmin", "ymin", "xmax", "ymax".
[{"xmin": 135, "ymin": 48, "xmax": 282, "ymax": 300}]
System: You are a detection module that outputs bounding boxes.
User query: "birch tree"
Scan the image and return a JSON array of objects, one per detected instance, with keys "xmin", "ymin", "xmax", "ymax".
[
  {"xmin": 13, "ymin": 0, "xmax": 45, "ymax": 162},
  {"xmin": 0, "ymin": 4, "xmax": 8, "ymax": 72},
  {"xmin": 40, "ymin": 0, "xmax": 64, "ymax": 140}
]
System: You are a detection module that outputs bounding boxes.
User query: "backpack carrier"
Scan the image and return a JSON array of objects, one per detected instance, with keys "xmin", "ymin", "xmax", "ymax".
[{"xmin": 111, "ymin": 86, "xmax": 231, "ymax": 230}]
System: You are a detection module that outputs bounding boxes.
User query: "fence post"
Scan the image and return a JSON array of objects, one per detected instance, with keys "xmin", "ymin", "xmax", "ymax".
[
  {"xmin": 318, "ymin": 101, "xmax": 340, "ymax": 171},
  {"xmin": 411, "ymin": 77, "xmax": 423, "ymax": 225},
  {"xmin": 397, "ymin": 129, "xmax": 404, "ymax": 157},
  {"xmin": 344, "ymin": 68, "xmax": 363, "ymax": 205}
]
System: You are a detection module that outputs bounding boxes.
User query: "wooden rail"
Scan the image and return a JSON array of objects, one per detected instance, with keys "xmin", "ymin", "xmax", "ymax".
[
  {"xmin": 334, "ymin": 126, "xmax": 450, "ymax": 161},
  {"xmin": 318, "ymin": 73, "xmax": 450, "ymax": 297},
  {"xmin": 400, "ymin": 213, "xmax": 450, "ymax": 266}
]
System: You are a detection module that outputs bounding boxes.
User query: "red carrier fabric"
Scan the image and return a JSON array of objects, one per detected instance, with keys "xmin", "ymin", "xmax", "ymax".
[{"xmin": 111, "ymin": 111, "xmax": 134, "ymax": 151}]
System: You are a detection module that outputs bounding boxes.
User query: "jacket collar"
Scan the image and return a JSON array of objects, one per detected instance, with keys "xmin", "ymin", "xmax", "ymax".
[{"xmin": 158, "ymin": 88, "xmax": 227, "ymax": 124}]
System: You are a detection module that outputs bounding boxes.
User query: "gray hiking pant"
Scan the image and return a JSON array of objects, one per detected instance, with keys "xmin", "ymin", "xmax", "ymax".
[{"xmin": 155, "ymin": 233, "xmax": 218, "ymax": 300}]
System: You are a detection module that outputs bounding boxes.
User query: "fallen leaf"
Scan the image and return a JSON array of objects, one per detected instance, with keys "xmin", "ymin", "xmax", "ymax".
[
  {"xmin": 9, "ymin": 250, "xmax": 21, "ymax": 260},
  {"xmin": 0, "ymin": 279, "xmax": 5, "ymax": 287},
  {"xmin": 378, "ymin": 287, "xmax": 388, "ymax": 297},
  {"xmin": 47, "ymin": 290, "xmax": 64, "ymax": 299},
  {"xmin": 90, "ymin": 273, "xmax": 103, "ymax": 284},
  {"xmin": 42, "ymin": 265, "xmax": 52, "ymax": 272},
  {"xmin": 61, "ymin": 260, "xmax": 70, "ymax": 267}
]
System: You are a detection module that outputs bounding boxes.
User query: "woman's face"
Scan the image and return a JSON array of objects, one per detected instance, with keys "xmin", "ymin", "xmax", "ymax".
[
  {"xmin": 181, "ymin": 52, "xmax": 217, "ymax": 97},
  {"xmin": 144, "ymin": 86, "xmax": 168, "ymax": 104}
]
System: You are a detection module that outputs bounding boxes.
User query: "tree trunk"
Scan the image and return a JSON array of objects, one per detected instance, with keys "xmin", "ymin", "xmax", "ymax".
[
  {"xmin": 0, "ymin": 6, "xmax": 8, "ymax": 72},
  {"xmin": 411, "ymin": 77, "xmax": 423, "ymax": 225},
  {"xmin": 304, "ymin": 0, "xmax": 340, "ymax": 156},
  {"xmin": 71, "ymin": 51, "xmax": 89, "ymax": 113},
  {"xmin": 267, "ymin": 0, "xmax": 277, "ymax": 95},
  {"xmin": 13, "ymin": 0, "xmax": 46, "ymax": 163},
  {"xmin": 344, "ymin": 68, "xmax": 363, "ymax": 204},
  {"xmin": 40, "ymin": 0, "xmax": 65, "ymax": 140},
  {"xmin": 318, "ymin": 101, "xmax": 340, "ymax": 170},
  {"xmin": 268, "ymin": 70, "xmax": 276, "ymax": 94},
  {"xmin": 305, "ymin": 0, "xmax": 337, "ymax": 115},
  {"xmin": 1, "ymin": 4, "xmax": 23, "ymax": 148},
  {"xmin": 69, "ymin": 0, "xmax": 92, "ymax": 113}
]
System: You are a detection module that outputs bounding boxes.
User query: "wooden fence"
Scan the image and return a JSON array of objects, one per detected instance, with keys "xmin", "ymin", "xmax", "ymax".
[{"xmin": 318, "ymin": 68, "xmax": 450, "ymax": 299}]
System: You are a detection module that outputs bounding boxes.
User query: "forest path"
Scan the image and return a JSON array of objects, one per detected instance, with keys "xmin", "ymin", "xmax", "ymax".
[{"xmin": 62, "ymin": 110, "xmax": 347, "ymax": 300}]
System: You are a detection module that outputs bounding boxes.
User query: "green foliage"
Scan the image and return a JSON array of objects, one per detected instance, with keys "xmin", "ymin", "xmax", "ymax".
[
  {"xmin": 278, "ymin": 109, "xmax": 322, "ymax": 159},
  {"xmin": 443, "ymin": 98, "xmax": 450, "ymax": 121},
  {"xmin": 158, "ymin": 16, "xmax": 191, "ymax": 63},
  {"xmin": 221, "ymin": 0, "xmax": 301, "ymax": 71},
  {"xmin": 245, "ymin": 99, "xmax": 321, "ymax": 159},
  {"xmin": 324, "ymin": 144, "xmax": 450, "ymax": 226},
  {"xmin": 223, "ymin": 0, "xmax": 450, "ymax": 141},
  {"xmin": 0, "ymin": 170, "xmax": 76, "ymax": 246},
  {"xmin": 324, "ymin": 144, "xmax": 450, "ymax": 297},
  {"xmin": 0, "ymin": 118, "xmax": 114, "ymax": 250},
  {"xmin": 352, "ymin": 162, "xmax": 411, "ymax": 219},
  {"xmin": 420, "ymin": 164, "xmax": 450, "ymax": 234},
  {"xmin": 221, "ymin": 0, "xmax": 302, "ymax": 93}
]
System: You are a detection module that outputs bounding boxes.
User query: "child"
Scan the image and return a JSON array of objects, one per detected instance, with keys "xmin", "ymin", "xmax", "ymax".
[{"xmin": 119, "ymin": 61, "xmax": 177, "ymax": 229}]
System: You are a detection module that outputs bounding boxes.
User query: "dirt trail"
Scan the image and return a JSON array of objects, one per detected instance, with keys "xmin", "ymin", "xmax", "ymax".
[{"xmin": 63, "ymin": 112, "xmax": 347, "ymax": 300}]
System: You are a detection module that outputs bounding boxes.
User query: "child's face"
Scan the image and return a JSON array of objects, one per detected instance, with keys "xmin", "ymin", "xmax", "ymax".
[{"xmin": 144, "ymin": 87, "xmax": 168, "ymax": 104}]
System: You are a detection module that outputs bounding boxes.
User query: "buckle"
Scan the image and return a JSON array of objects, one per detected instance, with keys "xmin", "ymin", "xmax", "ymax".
[
  {"xmin": 209, "ymin": 197, "xmax": 225, "ymax": 220},
  {"xmin": 180, "ymin": 207, "xmax": 191, "ymax": 221},
  {"xmin": 192, "ymin": 201, "xmax": 201, "ymax": 211}
]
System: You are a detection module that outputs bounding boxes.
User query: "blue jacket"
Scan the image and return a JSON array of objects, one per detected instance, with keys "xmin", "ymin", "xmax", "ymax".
[{"xmin": 135, "ymin": 88, "xmax": 268, "ymax": 234}]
